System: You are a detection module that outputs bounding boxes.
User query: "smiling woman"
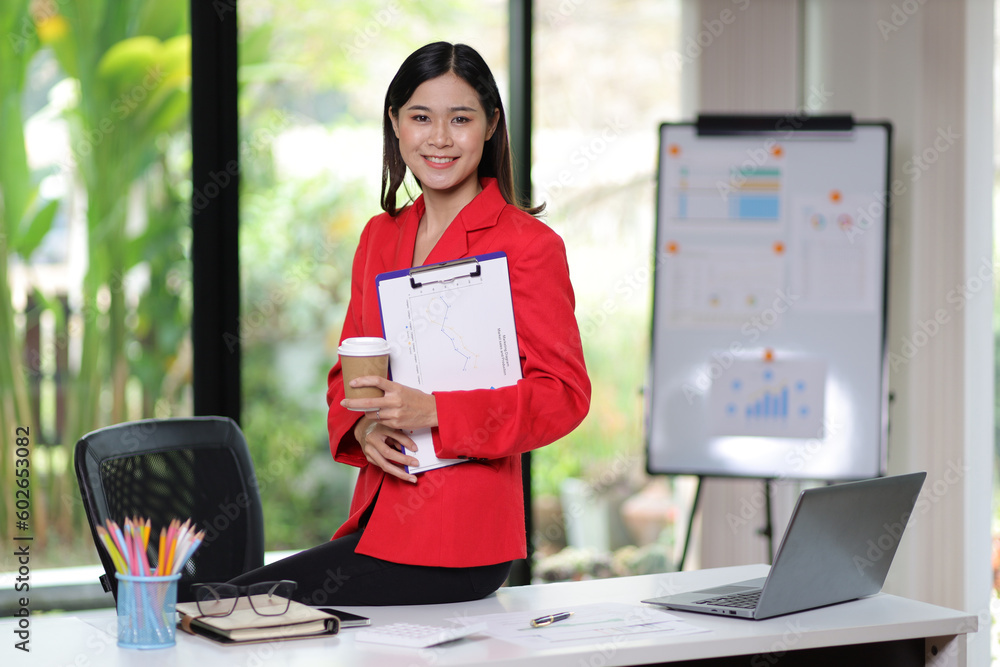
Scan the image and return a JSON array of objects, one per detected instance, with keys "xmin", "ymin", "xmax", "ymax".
[
  {"xmin": 379, "ymin": 42, "xmax": 538, "ymax": 209},
  {"xmin": 388, "ymin": 72, "xmax": 500, "ymax": 264},
  {"xmin": 235, "ymin": 0, "xmax": 509, "ymax": 559},
  {"xmin": 390, "ymin": 74, "xmax": 497, "ymax": 189},
  {"xmin": 226, "ymin": 41, "xmax": 591, "ymax": 607}
]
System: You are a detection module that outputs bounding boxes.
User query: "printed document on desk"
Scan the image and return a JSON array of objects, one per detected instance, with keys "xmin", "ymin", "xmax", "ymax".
[
  {"xmin": 377, "ymin": 252, "xmax": 522, "ymax": 473},
  {"xmin": 447, "ymin": 602, "xmax": 709, "ymax": 649}
]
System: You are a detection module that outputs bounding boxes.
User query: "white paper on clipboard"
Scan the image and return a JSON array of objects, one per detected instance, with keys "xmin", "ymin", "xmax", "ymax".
[{"xmin": 376, "ymin": 252, "xmax": 522, "ymax": 473}]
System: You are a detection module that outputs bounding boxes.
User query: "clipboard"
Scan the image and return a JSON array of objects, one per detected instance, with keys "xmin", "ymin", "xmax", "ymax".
[{"xmin": 376, "ymin": 252, "xmax": 522, "ymax": 473}]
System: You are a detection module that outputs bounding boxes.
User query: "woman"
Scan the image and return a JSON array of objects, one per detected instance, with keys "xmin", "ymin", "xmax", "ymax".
[{"xmin": 230, "ymin": 42, "xmax": 590, "ymax": 606}]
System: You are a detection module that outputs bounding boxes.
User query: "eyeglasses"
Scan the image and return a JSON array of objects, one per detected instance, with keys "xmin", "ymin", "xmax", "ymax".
[{"xmin": 191, "ymin": 580, "xmax": 297, "ymax": 618}]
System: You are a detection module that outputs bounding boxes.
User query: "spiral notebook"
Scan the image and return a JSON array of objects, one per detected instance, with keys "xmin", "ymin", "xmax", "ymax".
[{"xmin": 376, "ymin": 252, "xmax": 521, "ymax": 473}]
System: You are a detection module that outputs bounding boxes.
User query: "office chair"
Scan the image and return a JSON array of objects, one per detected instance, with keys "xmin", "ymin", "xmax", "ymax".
[{"xmin": 74, "ymin": 416, "xmax": 265, "ymax": 603}]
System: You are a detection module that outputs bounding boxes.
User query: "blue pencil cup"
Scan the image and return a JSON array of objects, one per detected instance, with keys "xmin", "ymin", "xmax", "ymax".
[{"xmin": 115, "ymin": 573, "xmax": 181, "ymax": 649}]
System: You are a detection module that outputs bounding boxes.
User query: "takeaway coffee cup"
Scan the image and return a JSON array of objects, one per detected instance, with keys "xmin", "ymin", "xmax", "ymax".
[{"xmin": 338, "ymin": 337, "xmax": 391, "ymax": 409}]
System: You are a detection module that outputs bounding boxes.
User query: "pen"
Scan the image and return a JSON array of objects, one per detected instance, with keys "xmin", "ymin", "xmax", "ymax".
[{"xmin": 530, "ymin": 611, "xmax": 574, "ymax": 628}]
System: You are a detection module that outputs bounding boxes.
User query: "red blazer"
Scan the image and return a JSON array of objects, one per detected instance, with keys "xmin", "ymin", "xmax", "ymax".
[{"xmin": 326, "ymin": 178, "xmax": 591, "ymax": 567}]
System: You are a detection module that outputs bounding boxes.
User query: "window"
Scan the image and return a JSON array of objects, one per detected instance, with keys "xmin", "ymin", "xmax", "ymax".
[
  {"xmin": 2, "ymin": 1, "xmax": 192, "ymax": 569},
  {"xmin": 3, "ymin": 0, "xmax": 686, "ymax": 590},
  {"xmin": 531, "ymin": 0, "xmax": 684, "ymax": 580}
]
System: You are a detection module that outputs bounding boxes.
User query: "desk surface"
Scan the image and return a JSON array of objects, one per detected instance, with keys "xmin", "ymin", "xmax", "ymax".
[{"xmin": 1, "ymin": 564, "xmax": 976, "ymax": 667}]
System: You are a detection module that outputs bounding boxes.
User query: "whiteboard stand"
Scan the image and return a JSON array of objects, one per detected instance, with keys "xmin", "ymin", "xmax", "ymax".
[
  {"xmin": 676, "ymin": 476, "xmax": 775, "ymax": 571},
  {"xmin": 759, "ymin": 478, "xmax": 775, "ymax": 562},
  {"xmin": 676, "ymin": 475, "xmax": 703, "ymax": 571}
]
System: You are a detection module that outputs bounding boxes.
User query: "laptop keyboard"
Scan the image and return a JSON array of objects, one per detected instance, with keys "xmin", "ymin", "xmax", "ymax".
[{"xmin": 694, "ymin": 590, "xmax": 761, "ymax": 609}]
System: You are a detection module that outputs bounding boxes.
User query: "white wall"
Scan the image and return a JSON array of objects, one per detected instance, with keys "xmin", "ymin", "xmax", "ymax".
[{"xmin": 688, "ymin": 0, "xmax": 994, "ymax": 663}]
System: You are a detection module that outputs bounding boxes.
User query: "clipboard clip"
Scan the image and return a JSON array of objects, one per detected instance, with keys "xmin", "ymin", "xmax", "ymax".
[{"xmin": 409, "ymin": 257, "xmax": 482, "ymax": 288}]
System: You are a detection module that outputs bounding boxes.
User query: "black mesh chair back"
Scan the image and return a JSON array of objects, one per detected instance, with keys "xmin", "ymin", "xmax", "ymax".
[{"xmin": 74, "ymin": 416, "xmax": 264, "ymax": 602}]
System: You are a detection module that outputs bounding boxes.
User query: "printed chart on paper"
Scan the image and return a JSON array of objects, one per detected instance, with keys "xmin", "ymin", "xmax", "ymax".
[{"xmin": 405, "ymin": 278, "xmax": 497, "ymax": 390}]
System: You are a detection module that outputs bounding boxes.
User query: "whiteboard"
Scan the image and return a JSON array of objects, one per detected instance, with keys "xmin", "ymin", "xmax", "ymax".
[{"xmin": 646, "ymin": 117, "xmax": 891, "ymax": 481}]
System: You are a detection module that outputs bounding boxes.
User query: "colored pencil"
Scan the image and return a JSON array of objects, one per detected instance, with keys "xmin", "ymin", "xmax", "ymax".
[
  {"xmin": 172, "ymin": 530, "xmax": 205, "ymax": 575},
  {"xmin": 156, "ymin": 528, "xmax": 166, "ymax": 576},
  {"xmin": 94, "ymin": 517, "xmax": 204, "ymax": 579},
  {"xmin": 96, "ymin": 526, "xmax": 127, "ymax": 574}
]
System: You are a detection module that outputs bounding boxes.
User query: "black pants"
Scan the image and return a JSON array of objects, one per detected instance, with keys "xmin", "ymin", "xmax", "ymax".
[{"xmin": 227, "ymin": 528, "xmax": 512, "ymax": 606}]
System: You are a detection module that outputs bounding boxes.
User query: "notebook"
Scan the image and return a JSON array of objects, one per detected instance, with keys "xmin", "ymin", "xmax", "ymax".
[
  {"xmin": 176, "ymin": 596, "xmax": 340, "ymax": 644},
  {"xmin": 642, "ymin": 472, "xmax": 926, "ymax": 620}
]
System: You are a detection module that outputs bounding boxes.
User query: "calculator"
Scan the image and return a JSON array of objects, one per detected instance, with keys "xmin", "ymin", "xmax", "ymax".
[{"xmin": 354, "ymin": 622, "xmax": 488, "ymax": 648}]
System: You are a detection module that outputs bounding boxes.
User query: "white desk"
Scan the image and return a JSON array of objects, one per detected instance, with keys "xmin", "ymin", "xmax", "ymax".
[{"xmin": 1, "ymin": 564, "xmax": 977, "ymax": 666}]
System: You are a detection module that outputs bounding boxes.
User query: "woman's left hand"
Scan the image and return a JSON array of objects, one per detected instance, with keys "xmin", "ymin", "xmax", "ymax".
[{"xmin": 340, "ymin": 376, "xmax": 439, "ymax": 431}]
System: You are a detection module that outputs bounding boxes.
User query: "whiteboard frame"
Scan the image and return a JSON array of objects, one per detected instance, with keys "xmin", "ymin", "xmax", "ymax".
[{"xmin": 645, "ymin": 116, "xmax": 892, "ymax": 482}]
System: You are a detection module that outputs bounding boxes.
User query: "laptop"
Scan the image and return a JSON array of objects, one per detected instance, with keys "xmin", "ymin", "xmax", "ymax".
[{"xmin": 642, "ymin": 472, "xmax": 926, "ymax": 620}]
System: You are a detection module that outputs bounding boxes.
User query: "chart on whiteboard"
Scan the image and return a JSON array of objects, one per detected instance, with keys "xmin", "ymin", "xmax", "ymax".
[{"xmin": 708, "ymin": 358, "xmax": 827, "ymax": 439}]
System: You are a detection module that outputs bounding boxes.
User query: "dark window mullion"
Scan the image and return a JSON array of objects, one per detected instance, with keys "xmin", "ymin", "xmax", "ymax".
[
  {"xmin": 191, "ymin": 1, "xmax": 241, "ymax": 424},
  {"xmin": 509, "ymin": 0, "xmax": 534, "ymax": 587}
]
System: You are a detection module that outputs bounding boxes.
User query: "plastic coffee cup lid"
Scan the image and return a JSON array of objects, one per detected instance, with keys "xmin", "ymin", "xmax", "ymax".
[{"xmin": 338, "ymin": 337, "xmax": 390, "ymax": 356}]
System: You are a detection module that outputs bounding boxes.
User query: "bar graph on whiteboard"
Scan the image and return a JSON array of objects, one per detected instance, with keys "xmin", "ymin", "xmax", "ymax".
[{"xmin": 708, "ymin": 358, "xmax": 827, "ymax": 439}]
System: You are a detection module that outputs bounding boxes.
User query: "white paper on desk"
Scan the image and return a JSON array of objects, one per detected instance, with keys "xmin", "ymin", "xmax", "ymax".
[
  {"xmin": 447, "ymin": 602, "xmax": 709, "ymax": 648},
  {"xmin": 376, "ymin": 253, "xmax": 522, "ymax": 473}
]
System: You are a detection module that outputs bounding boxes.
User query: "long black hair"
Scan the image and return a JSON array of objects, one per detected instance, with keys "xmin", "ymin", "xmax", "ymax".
[{"xmin": 381, "ymin": 42, "xmax": 543, "ymax": 216}]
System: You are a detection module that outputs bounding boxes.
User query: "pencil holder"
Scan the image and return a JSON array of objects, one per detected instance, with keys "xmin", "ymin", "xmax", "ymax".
[{"xmin": 115, "ymin": 573, "xmax": 181, "ymax": 649}]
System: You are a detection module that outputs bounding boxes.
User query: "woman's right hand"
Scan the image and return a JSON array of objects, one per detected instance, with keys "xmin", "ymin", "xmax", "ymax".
[{"xmin": 353, "ymin": 416, "xmax": 420, "ymax": 484}]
